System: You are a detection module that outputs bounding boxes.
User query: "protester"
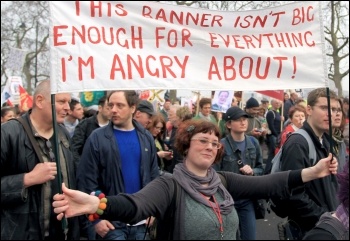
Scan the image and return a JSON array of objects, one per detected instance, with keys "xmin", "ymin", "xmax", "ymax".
[
  {"xmin": 284, "ymin": 92, "xmax": 290, "ymax": 103},
  {"xmin": 165, "ymin": 105, "xmax": 192, "ymax": 173},
  {"xmin": 274, "ymin": 88, "xmax": 340, "ymax": 238},
  {"xmin": 257, "ymin": 105, "xmax": 269, "ymax": 132},
  {"xmin": 295, "ymin": 97, "xmax": 307, "ymax": 108},
  {"xmin": 283, "ymin": 91, "xmax": 298, "ymax": 123},
  {"xmin": 283, "ymin": 98, "xmax": 309, "ymax": 129},
  {"xmin": 303, "ymin": 159, "xmax": 349, "ymax": 240},
  {"xmin": 75, "ymin": 90, "xmax": 159, "ymax": 240},
  {"xmin": 341, "ymin": 97, "xmax": 349, "ymax": 154},
  {"xmin": 160, "ymin": 99, "xmax": 171, "ymax": 122},
  {"xmin": 71, "ymin": 95, "xmax": 111, "ymax": 239},
  {"xmin": 133, "ymin": 100, "xmax": 155, "ymax": 128},
  {"xmin": 63, "ymin": 98, "xmax": 85, "ymax": 137},
  {"xmin": 1, "ymin": 80, "xmax": 79, "ymax": 240},
  {"xmin": 265, "ymin": 99, "xmax": 284, "ymax": 174},
  {"xmin": 71, "ymin": 95, "xmax": 111, "ymax": 167},
  {"xmin": 215, "ymin": 107, "xmax": 264, "ymax": 240},
  {"xmin": 217, "ymin": 111, "xmax": 227, "ymax": 139},
  {"xmin": 245, "ymin": 97, "xmax": 267, "ymax": 143},
  {"xmin": 53, "ymin": 119, "xmax": 338, "ymax": 240},
  {"xmin": 275, "ymin": 105, "xmax": 307, "ymax": 155},
  {"xmin": 231, "ymin": 97, "xmax": 239, "ymax": 107},
  {"xmin": 83, "ymin": 107, "xmax": 97, "ymax": 118},
  {"xmin": 327, "ymin": 97, "xmax": 347, "ymax": 172},
  {"xmin": 146, "ymin": 113, "xmax": 173, "ymax": 173},
  {"xmin": 193, "ymin": 97, "xmax": 217, "ymax": 124},
  {"xmin": 1, "ymin": 106, "xmax": 16, "ymax": 123},
  {"xmin": 260, "ymin": 97, "xmax": 269, "ymax": 115}
]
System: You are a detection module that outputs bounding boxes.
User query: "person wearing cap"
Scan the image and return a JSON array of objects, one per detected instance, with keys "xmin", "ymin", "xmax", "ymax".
[
  {"xmin": 215, "ymin": 106, "xmax": 264, "ymax": 240},
  {"xmin": 134, "ymin": 100, "xmax": 155, "ymax": 128},
  {"xmin": 76, "ymin": 90, "xmax": 159, "ymax": 240},
  {"xmin": 244, "ymin": 97, "xmax": 268, "ymax": 145}
]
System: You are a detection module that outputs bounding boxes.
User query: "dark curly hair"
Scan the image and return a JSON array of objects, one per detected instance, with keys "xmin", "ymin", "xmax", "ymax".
[{"xmin": 174, "ymin": 119, "xmax": 224, "ymax": 164}]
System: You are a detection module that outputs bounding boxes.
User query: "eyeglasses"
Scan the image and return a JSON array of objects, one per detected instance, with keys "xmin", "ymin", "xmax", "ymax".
[
  {"xmin": 191, "ymin": 138, "xmax": 222, "ymax": 149},
  {"xmin": 313, "ymin": 105, "xmax": 342, "ymax": 114},
  {"xmin": 39, "ymin": 139, "xmax": 56, "ymax": 161}
]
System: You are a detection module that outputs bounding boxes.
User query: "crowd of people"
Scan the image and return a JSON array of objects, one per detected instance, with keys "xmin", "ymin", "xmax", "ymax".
[{"xmin": 1, "ymin": 82, "xmax": 349, "ymax": 240}]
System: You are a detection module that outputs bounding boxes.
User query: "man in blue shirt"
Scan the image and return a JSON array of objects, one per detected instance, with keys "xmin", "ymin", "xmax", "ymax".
[{"xmin": 76, "ymin": 90, "xmax": 159, "ymax": 240}]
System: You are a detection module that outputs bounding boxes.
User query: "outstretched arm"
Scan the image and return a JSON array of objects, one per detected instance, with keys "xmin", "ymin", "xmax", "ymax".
[
  {"xmin": 222, "ymin": 153, "xmax": 338, "ymax": 200},
  {"xmin": 300, "ymin": 153, "xmax": 338, "ymax": 182},
  {"xmin": 53, "ymin": 183, "xmax": 100, "ymax": 220}
]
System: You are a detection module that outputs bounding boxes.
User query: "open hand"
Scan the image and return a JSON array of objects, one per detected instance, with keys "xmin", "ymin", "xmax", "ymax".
[{"xmin": 52, "ymin": 183, "xmax": 100, "ymax": 220}]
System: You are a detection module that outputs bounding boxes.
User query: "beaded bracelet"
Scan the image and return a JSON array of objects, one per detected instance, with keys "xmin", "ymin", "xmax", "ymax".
[{"xmin": 88, "ymin": 190, "xmax": 108, "ymax": 222}]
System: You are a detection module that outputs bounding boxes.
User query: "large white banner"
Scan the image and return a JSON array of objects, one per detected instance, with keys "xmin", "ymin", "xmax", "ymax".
[{"xmin": 49, "ymin": 1, "xmax": 327, "ymax": 94}]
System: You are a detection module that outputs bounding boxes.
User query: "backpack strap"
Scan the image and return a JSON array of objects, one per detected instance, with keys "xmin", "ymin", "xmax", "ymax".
[
  {"xmin": 268, "ymin": 110, "xmax": 276, "ymax": 119},
  {"xmin": 294, "ymin": 129, "xmax": 317, "ymax": 165},
  {"xmin": 15, "ymin": 117, "xmax": 45, "ymax": 163}
]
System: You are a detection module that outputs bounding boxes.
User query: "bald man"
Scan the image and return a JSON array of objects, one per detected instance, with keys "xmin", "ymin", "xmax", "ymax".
[{"xmin": 1, "ymin": 80, "xmax": 80, "ymax": 240}]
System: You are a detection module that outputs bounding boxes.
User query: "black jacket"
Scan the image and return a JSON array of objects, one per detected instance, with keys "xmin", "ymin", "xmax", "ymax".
[
  {"xmin": 1, "ymin": 112, "xmax": 80, "ymax": 240},
  {"xmin": 71, "ymin": 112, "xmax": 101, "ymax": 167},
  {"xmin": 280, "ymin": 121, "xmax": 339, "ymax": 233}
]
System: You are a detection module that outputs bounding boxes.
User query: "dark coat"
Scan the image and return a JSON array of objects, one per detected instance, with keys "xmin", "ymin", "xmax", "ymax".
[
  {"xmin": 1, "ymin": 112, "xmax": 80, "ymax": 240},
  {"xmin": 76, "ymin": 119, "xmax": 159, "ymax": 228},
  {"xmin": 71, "ymin": 112, "xmax": 101, "ymax": 168},
  {"xmin": 280, "ymin": 121, "xmax": 339, "ymax": 233},
  {"xmin": 218, "ymin": 134, "xmax": 264, "ymax": 176}
]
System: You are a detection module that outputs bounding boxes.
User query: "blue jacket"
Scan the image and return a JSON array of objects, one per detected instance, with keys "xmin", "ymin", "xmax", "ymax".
[
  {"xmin": 217, "ymin": 134, "xmax": 264, "ymax": 176},
  {"xmin": 76, "ymin": 119, "xmax": 159, "ymax": 194},
  {"xmin": 76, "ymin": 119, "xmax": 159, "ymax": 227}
]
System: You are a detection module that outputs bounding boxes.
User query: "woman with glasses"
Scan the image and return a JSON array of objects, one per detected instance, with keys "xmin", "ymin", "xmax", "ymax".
[
  {"xmin": 214, "ymin": 106, "xmax": 264, "ymax": 240},
  {"xmin": 146, "ymin": 113, "xmax": 173, "ymax": 174},
  {"xmin": 328, "ymin": 98, "xmax": 347, "ymax": 172},
  {"xmin": 53, "ymin": 119, "xmax": 338, "ymax": 240}
]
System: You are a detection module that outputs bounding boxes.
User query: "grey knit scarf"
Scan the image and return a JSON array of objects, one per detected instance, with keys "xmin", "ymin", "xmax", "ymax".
[{"xmin": 173, "ymin": 163, "xmax": 234, "ymax": 215}]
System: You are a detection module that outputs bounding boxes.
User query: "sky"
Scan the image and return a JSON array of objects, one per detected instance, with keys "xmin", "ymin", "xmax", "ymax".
[{"xmin": 342, "ymin": 80, "xmax": 349, "ymax": 92}]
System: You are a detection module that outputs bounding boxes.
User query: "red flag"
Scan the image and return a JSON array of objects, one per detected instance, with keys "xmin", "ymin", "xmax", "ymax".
[
  {"xmin": 6, "ymin": 99, "xmax": 13, "ymax": 107},
  {"xmin": 19, "ymin": 85, "xmax": 33, "ymax": 112},
  {"xmin": 256, "ymin": 90, "xmax": 284, "ymax": 101}
]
